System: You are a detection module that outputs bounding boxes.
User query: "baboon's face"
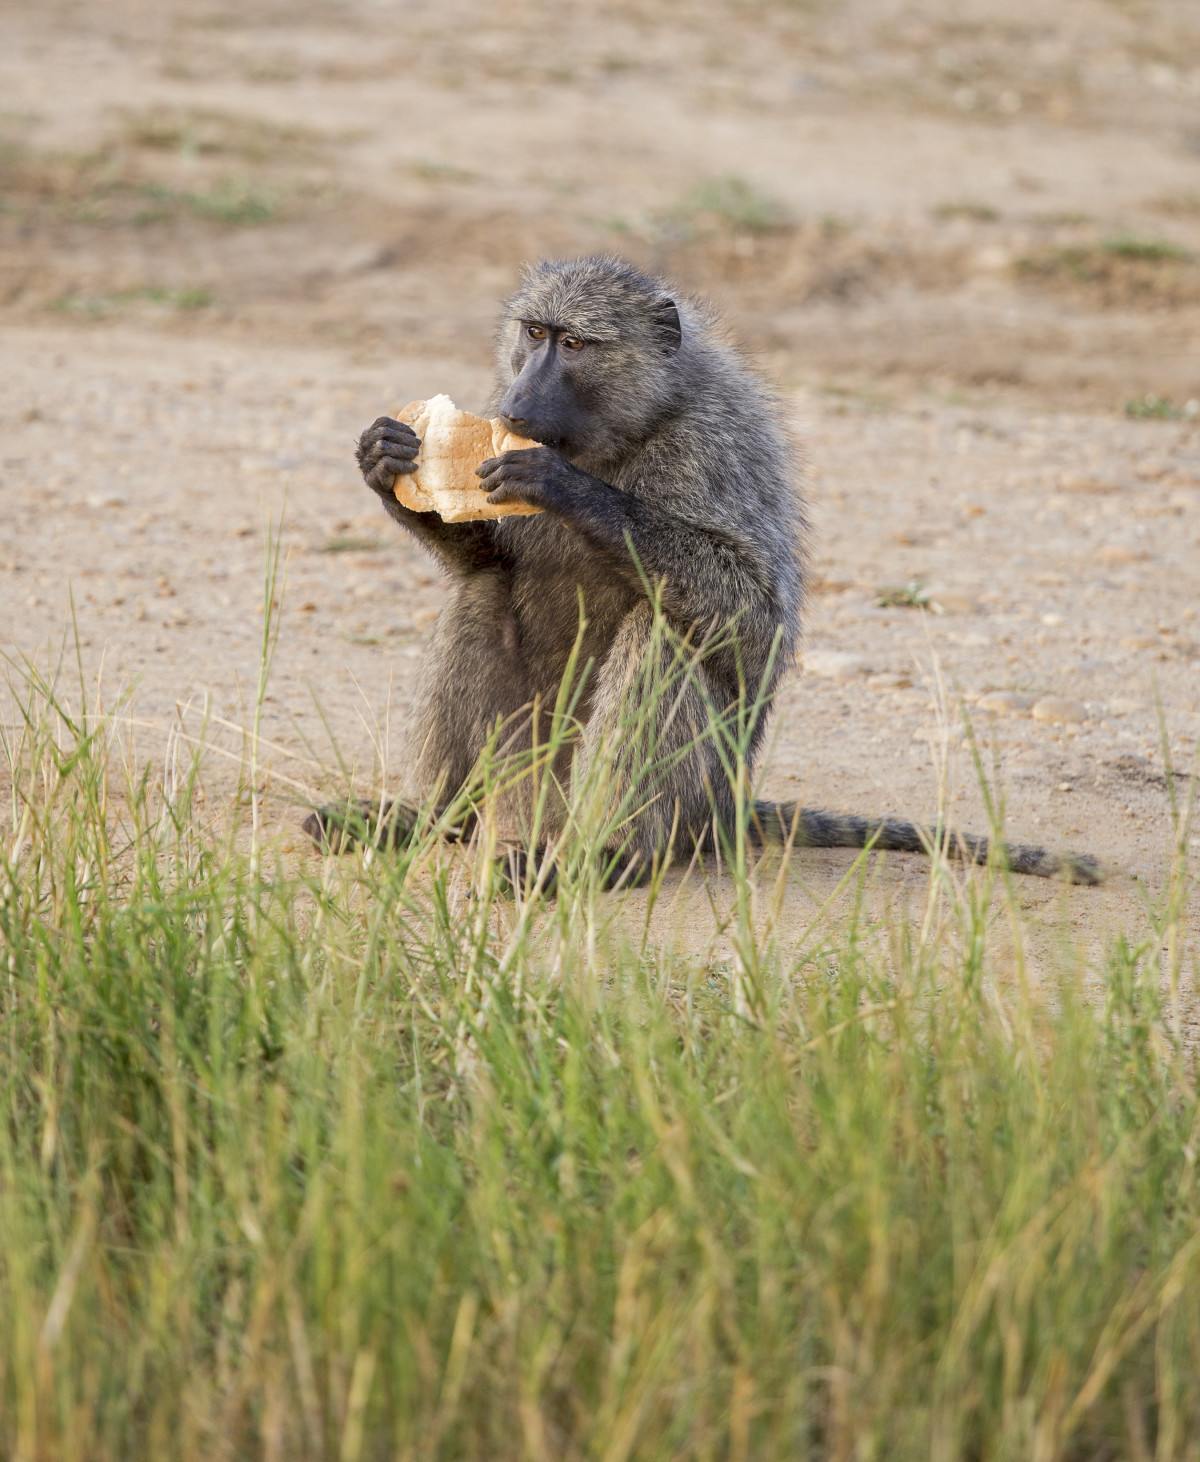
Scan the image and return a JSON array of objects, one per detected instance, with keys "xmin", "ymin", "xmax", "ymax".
[
  {"xmin": 498, "ymin": 293, "xmax": 683, "ymax": 460},
  {"xmin": 499, "ymin": 322, "xmax": 595, "ymax": 453}
]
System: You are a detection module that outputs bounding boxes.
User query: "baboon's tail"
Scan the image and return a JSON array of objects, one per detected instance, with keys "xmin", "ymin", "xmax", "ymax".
[{"xmin": 748, "ymin": 802, "xmax": 1104, "ymax": 886}]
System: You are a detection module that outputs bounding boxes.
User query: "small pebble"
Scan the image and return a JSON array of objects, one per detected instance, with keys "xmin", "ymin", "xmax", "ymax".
[
  {"xmin": 1096, "ymin": 545, "xmax": 1145, "ymax": 564},
  {"xmin": 1032, "ymin": 696, "xmax": 1088, "ymax": 725},
  {"xmin": 1119, "ymin": 635, "xmax": 1159, "ymax": 650},
  {"xmin": 803, "ymin": 649, "xmax": 869, "ymax": 681},
  {"xmin": 977, "ymin": 691, "xmax": 1036, "ymax": 714}
]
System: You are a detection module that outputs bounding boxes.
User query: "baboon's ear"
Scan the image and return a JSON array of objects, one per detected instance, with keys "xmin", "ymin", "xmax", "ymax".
[{"xmin": 650, "ymin": 297, "xmax": 683, "ymax": 356}]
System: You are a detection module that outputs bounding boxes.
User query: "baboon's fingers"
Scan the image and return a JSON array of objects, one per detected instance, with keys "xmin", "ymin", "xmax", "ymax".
[
  {"xmin": 482, "ymin": 481, "xmax": 537, "ymax": 509},
  {"xmin": 365, "ymin": 460, "xmax": 418, "ymax": 495},
  {"xmin": 365, "ymin": 415, "xmax": 419, "ymax": 442},
  {"xmin": 357, "ymin": 419, "xmax": 420, "ymax": 459},
  {"xmin": 475, "ymin": 450, "xmax": 534, "ymax": 484},
  {"xmin": 376, "ymin": 455, "xmax": 419, "ymax": 478},
  {"xmin": 368, "ymin": 437, "xmax": 419, "ymax": 463},
  {"xmin": 361, "ymin": 432, "xmax": 419, "ymax": 463},
  {"xmin": 475, "ymin": 453, "xmax": 552, "ymax": 510},
  {"xmin": 380, "ymin": 422, "xmax": 421, "ymax": 449}
]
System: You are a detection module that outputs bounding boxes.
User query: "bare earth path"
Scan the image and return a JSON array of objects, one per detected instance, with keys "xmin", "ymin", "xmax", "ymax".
[{"xmin": 3, "ymin": 0, "xmax": 1200, "ymax": 958}]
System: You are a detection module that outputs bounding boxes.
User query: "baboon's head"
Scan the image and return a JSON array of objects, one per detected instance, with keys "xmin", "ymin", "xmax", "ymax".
[{"xmin": 497, "ymin": 256, "xmax": 685, "ymax": 459}]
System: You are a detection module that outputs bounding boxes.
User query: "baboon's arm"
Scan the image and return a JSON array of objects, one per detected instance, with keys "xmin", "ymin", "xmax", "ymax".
[
  {"xmin": 476, "ymin": 448, "xmax": 770, "ymax": 626},
  {"xmin": 376, "ymin": 495, "xmax": 503, "ymax": 575}
]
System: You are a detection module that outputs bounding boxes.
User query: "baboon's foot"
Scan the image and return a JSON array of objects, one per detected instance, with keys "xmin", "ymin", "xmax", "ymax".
[
  {"xmin": 597, "ymin": 847, "xmax": 651, "ymax": 891},
  {"xmin": 492, "ymin": 845, "xmax": 651, "ymax": 897},
  {"xmin": 302, "ymin": 798, "xmax": 419, "ymax": 854},
  {"xmin": 494, "ymin": 846, "xmax": 558, "ymax": 897}
]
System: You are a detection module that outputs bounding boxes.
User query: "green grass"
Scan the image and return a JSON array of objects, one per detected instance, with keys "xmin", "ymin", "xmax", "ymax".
[
  {"xmin": 318, "ymin": 534, "xmax": 382, "ymax": 554},
  {"xmin": 876, "ymin": 578, "xmax": 930, "ymax": 609},
  {"xmin": 133, "ymin": 179, "xmax": 277, "ymax": 227},
  {"xmin": 1125, "ymin": 394, "xmax": 1200, "ymax": 422},
  {"xmin": 410, "ymin": 159, "xmax": 478, "ymax": 184},
  {"xmin": 1101, "ymin": 235, "xmax": 1195, "ymax": 264},
  {"xmin": 2, "ymin": 543, "xmax": 1200, "ymax": 1459},
  {"xmin": 1016, "ymin": 238, "xmax": 1198, "ymax": 294},
  {"xmin": 49, "ymin": 285, "xmax": 213, "ymax": 317},
  {"xmin": 117, "ymin": 106, "xmax": 326, "ymax": 163},
  {"xmin": 657, "ymin": 175, "xmax": 789, "ymax": 241},
  {"xmin": 931, "ymin": 200, "xmax": 999, "ymax": 223}
]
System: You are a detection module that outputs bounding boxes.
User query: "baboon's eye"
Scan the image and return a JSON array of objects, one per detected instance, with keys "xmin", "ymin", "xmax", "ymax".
[
  {"xmin": 561, "ymin": 336, "xmax": 585, "ymax": 351},
  {"xmin": 526, "ymin": 324, "xmax": 547, "ymax": 341}
]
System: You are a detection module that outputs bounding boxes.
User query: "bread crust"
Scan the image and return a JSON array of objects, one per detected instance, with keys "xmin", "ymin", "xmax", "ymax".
[{"xmin": 393, "ymin": 394, "xmax": 543, "ymax": 522}]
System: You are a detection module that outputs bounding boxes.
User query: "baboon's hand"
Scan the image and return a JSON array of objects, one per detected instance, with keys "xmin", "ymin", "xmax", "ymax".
[
  {"xmin": 356, "ymin": 416, "xmax": 420, "ymax": 498},
  {"xmin": 475, "ymin": 447, "xmax": 584, "ymax": 513}
]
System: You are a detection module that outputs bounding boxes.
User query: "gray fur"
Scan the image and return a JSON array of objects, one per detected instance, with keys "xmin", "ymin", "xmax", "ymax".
[{"xmin": 305, "ymin": 256, "xmax": 1101, "ymax": 888}]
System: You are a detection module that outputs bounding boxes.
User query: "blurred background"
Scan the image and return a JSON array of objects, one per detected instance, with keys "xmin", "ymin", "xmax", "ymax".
[
  {"xmin": 3, "ymin": 0, "xmax": 1199, "ymax": 407},
  {"xmin": 3, "ymin": 0, "xmax": 1200, "ymax": 901}
]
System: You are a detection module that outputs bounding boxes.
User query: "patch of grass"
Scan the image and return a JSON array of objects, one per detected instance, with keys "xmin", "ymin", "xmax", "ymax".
[
  {"xmin": 1028, "ymin": 208, "xmax": 1092, "ymax": 226},
  {"xmin": 133, "ymin": 178, "xmax": 277, "ymax": 226},
  {"xmin": 1016, "ymin": 235, "xmax": 1200, "ymax": 305},
  {"xmin": 658, "ymin": 174, "xmax": 790, "ymax": 240},
  {"xmin": 931, "ymin": 200, "xmax": 999, "ymax": 223},
  {"xmin": 49, "ymin": 285, "xmax": 213, "ymax": 316},
  {"xmin": 0, "ymin": 136, "xmax": 287, "ymax": 229},
  {"xmin": 116, "ymin": 105, "xmax": 325, "ymax": 161},
  {"xmin": 318, "ymin": 534, "xmax": 381, "ymax": 553},
  {"xmin": 1101, "ymin": 234, "xmax": 1195, "ymax": 263},
  {"xmin": 877, "ymin": 578, "xmax": 930, "ymax": 608},
  {"xmin": 1125, "ymin": 393, "xmax": 1200, "ymax": 421},
  {"xmin": 819, "ymin": 382, "xmax": 891, "ymax": 413},
  {"xmin": 2, "ymin": 548, "xmax": 1199, "ymax": 1459},
  {"xmin": 410, "ymin": 159, "xmax": 478, "ymax": 184}
]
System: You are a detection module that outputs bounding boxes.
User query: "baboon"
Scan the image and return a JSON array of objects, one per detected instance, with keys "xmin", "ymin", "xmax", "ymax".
[{"xmin": 305, "ymin": 256, "xmax": 1100, "ymax": 886}]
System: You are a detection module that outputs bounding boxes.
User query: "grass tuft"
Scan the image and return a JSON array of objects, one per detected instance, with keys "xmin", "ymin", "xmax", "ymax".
[
  {"xmin": 931, "ymin": 200, "xmax": 999, "ymax": 223},
  {"xmin": 116, "ymin": 105, "xmax": 326, "ymax": 162},
  {"xmin": 318, "ymin": 534, "xmax": 382, "ymax": 554},
  {"xmin": 133, "ymin": 178, "xmax": 277, "ymax": 227},
  {"xmin": 877, "ymin": 578, "xmax": 930, "ymax": 608},
  {"xmin": 1015, "ymin": 236, "xmax": 1200, "ymax": 307},
  {"xmin": 49, "ymin": 285, "xmax": 213, "ymax": 316},
  {"xmin": 657, "ymin": 175, "xmax": 790, "ymax": 240},
  {"xmin": 1125, "ymin": 393, "xmax": 1200, "ymax": 421},
  {"xmin": 1101, "ymin": 234, "xmax": 1195, "ymax": 263}
]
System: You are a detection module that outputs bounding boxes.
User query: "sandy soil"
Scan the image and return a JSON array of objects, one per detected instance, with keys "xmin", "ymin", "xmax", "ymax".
[{"xmin": 3, "ymin": 0, "xmax": 1200, "ymax": 954}]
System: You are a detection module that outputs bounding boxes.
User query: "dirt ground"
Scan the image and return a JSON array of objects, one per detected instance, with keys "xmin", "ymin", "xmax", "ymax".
[{"xmin": 3, "ymin": 0, "xmax": 1200, "ymax": 955}]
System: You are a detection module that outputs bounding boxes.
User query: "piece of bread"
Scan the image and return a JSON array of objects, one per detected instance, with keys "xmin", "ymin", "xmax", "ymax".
[{"xmin": 391, "ymin": 394, "xmax": 543, "ymax": 523}]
